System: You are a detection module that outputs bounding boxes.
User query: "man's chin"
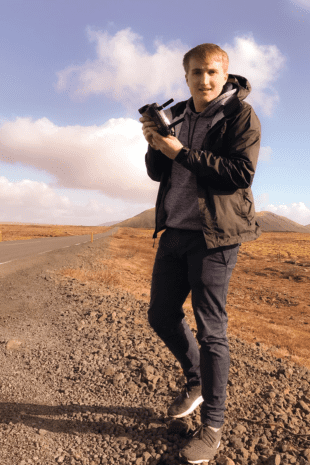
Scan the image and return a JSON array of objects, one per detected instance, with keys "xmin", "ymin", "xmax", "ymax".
[{"xmin": 194, "ymin": 97, "xmax": 214, "ymax": 110}]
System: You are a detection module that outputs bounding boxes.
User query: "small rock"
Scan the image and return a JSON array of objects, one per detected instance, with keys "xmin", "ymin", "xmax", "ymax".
[
  {"xmin": 104, "ymin": 366, "xmax": 115, "ymax": 377},
  {"xmin": 229, "ymin": 435, "xmax": 243, "ymax": 449},
  {"xmin": 217, "ymin": 457, "xmax": 236, "ymax": 465},
  {"xmin": 265, "ymin": 453, "xmax": 281, "ymax": 465},
  {"xmin": 126, "ymin": 381, "xmax": 138, "ymax": 393},
  {"xmin": 113, "ymin": 372, "xmax": 125, "ymax": 384},
  {"xmin": 232, "ymin": 423, "xmax": 247, "ymax": 434},
  {"xmin": 237, "ymin": 447, "xmax": 249, "ymax": 460},
  {"xmin": 141, "ymin": 364, "xmax": 154, "ymax": 378},
  {"xmin": 6, "ymin": 339, "xmax": 24, "ymax": 350},
  {"xmin": 250, "ymin": 452, "xmax": 259, "ymax": 461},
  {"xmin": 298, "ymin": 400, "xmax": 310, "ymax": 413},
  {"xmin": 303, "ymin": 449, "xmax": 310, "ymax": 460},
  {"xmin": 143, "ymin": 451, "xmax": 152, "ymax": 461},
  {"xmin": 77, "ymin": 320, "xmax": 86, "ymax": 331}
]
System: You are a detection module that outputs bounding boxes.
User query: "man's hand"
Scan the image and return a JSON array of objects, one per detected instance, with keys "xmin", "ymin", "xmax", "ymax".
[
  {"xmin": 139, "ymin": 116, "xmax": 158, "ymax": 147},
  {"xmin": 139, "ymin": 116, "xmax": 184, "ymax": 160}
]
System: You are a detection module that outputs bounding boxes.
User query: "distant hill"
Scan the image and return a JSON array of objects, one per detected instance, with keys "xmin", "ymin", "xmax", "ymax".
[
  {"xmin": 256, "ymin": 211, "xmax": 310, "ymax": 233},
  {"xmin": 102, "ymin": 208, "xmax": 310, "ymax": 233},
  {"xmin": 99, "ymin": 220, "xmax": 123, "ymax": 226},
  {"xmin": 106, "ymin": 209, "xmax": 156, "ymax": 229}
]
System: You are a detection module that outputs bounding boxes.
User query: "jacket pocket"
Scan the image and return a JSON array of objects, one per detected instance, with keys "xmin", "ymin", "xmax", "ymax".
[{"xmin": 240, "ymin": 190, "xmax": 254, "ymax": 225}]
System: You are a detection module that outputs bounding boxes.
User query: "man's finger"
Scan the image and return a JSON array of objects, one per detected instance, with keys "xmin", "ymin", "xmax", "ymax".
[
  {"xmin": 143, "ymin": 127, "xmax": 158, "ymax": 139},
  {"xmin": 142, "ymin": 122, "xmax": 158, "ymax": 131},
  {"xmin": 139, "ymin": 116, "xmax": 154, "ymax": 124}
]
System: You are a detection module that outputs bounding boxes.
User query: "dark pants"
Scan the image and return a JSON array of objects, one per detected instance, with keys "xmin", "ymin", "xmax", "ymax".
[{"xmin": 148, "ymin": 228, "xmax": 239, "ymax": 428}]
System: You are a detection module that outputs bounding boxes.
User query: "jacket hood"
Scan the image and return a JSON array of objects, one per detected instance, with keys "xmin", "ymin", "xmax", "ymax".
[{"xmin": 227, "ymin": 74, "xmax": 251, "ymax": 101}]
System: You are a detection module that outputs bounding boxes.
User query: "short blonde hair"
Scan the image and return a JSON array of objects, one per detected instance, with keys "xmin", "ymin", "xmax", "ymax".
[{"xmin": 183, "ymin": 43, "xmax": 229, "ymax": 74}]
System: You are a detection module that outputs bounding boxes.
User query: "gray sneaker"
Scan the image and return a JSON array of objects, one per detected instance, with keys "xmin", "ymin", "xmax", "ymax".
[
  {"xmin": 167, "ymin": 385, "xmax": 203, "ymax": 418},
  {"xmin": 179, "ymin": 424, "xmax": 222, "ymax": 463}
]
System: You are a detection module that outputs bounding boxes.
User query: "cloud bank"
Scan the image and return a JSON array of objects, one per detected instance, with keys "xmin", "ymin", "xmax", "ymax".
[
  {"xmin": 0, "ymin": 116, "xmax": 158, "ymax": 204},
  {"xmin": 2, "ymin": 175, "xmax": 309, "ymax": 227},
  {"xmin": 0, "ymin": 115, "xmax": 276, "ymax": 206},
  {"xmin": 265, "ymin": 202, "xmax": 310, "ymax": 226},
  {"xmin": 0, "ymin": 176, "xmax": 90, "ymax": 224},
  {"xmin": 0, "ymin": 176, "xmax": 146, "ymax": 225},
  {"xmin": 57, "ymin": 28, "xmax": 286, "ymax": 116}
]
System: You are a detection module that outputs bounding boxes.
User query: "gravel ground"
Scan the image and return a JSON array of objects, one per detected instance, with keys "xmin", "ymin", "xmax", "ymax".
[{"xmin": 0, "ymin": 236, "xmax": 309, "ymax": 465}]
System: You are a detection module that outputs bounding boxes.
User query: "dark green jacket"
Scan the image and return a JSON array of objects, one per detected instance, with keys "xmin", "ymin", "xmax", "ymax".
[{"xmin": 145, "ymin": 74, "xmax": 262, "ymax": 249}]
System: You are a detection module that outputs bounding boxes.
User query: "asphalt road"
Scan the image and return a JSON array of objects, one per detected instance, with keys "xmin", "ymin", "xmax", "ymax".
[{"xmin": 0, "ymin": 227, "xmax": 118, "ymax": 266}]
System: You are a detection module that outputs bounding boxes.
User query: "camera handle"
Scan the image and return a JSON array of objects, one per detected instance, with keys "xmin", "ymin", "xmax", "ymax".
[{"xmin": 139, "ymin": 99, "xmax": 185, "ymax": 137}]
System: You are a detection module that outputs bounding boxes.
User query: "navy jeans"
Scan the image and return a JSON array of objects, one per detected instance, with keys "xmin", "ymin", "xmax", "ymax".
[{"xmin": 148, "ymin": 228, "xmax": 239, "ymax": 428}]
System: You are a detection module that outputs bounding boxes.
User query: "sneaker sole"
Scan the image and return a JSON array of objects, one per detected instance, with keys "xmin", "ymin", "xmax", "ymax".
[
  {"xmin": 181, "ymin": 440, "xmax": 221, "ymax": 464},
  {"xmin": 170, "ymin": 395, "xmax": 203, "ymax": 418}
]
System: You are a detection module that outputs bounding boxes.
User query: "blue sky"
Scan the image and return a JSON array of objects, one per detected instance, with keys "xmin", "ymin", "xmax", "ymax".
[{"xmin": 1, "ymin": 0, "xmax": 309, "ymax": 226}]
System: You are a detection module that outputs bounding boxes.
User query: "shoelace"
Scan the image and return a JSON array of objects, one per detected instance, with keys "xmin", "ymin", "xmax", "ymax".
[{"xmin": 192, "ymin": 425, "xmax": 218, "ymax": 447}]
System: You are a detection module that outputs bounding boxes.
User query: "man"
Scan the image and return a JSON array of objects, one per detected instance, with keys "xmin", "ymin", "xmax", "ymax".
[{"xmin": 140, "ymin": 43, "xmax": 261, "ymax": 463}]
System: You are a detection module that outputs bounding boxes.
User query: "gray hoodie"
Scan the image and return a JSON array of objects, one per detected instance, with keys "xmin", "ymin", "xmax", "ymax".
[{"xmin": 164, "ymin": 84, "xmax": 237, "ymax": 231}]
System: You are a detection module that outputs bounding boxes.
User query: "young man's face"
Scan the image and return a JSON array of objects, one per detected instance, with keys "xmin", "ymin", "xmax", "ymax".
[{"xmin": 185, "ymin": 56, "xmax": 228, "ymax": 112}]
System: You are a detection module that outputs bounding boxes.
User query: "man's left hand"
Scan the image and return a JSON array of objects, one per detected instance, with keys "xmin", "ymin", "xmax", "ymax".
[{"xmin": 148, "ymin": 129, "xmax": 184, "ymax": 160}]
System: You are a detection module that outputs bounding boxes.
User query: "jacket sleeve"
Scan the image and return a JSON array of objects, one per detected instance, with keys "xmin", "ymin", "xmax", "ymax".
[
  {"xmin": 145, "ymin": 144, "xmax": 172, "ymax": 182},
  {"xmin": 173, "ymin": 104, "xmax": 261, "ymax": 191}
]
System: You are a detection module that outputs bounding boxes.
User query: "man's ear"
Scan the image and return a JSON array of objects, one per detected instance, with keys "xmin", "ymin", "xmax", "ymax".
[{"xmin": 185, "ymin": 74, "xmax": 189, "ymax": 85}]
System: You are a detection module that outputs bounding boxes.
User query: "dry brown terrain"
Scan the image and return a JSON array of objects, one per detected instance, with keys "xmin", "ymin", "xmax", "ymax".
[
  {"xmin": 1, "ymin": 225, "xmax": 309, "ymax": 465},
  {"xmin": 0, "ymin": 223, "xmax": 111, "ymax": 241},
  {"xmin": 59, "ymin": 228, "xmax": 310, "ymax": 370},
  {"xmin": 2, "ymin": 223, "xmax": 310, "ymax": 368}
]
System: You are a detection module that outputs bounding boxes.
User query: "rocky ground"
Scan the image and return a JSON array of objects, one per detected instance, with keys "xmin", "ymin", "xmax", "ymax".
[{"xmin": 0, "ymin": 235, "xmax": 309, "ymax": 465}]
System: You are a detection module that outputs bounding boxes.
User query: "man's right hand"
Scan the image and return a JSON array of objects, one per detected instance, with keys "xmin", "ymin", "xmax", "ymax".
[{"xmin": 139, "ymin": 116, "xmax": 159, "ymax": 148}]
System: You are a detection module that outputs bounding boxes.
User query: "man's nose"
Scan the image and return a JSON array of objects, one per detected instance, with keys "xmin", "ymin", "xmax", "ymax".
[{"xmin": 200, "ymin": 72, "xmax": 210, "ymax": 86}]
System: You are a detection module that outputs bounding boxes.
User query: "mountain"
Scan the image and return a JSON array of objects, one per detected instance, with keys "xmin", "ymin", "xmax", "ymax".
[
  {"xmin": 256, "ymin": 211, "xmax": 310, "ymax": 233},
  {"xmin": 108, "ymin": 209, "xmax": 156, "ymax": 229},
  {"xmin": 99, "ymin": 220, "xmax": 123, "ymax": 226},
  {"xmin": 106, "ymin": 208, "xmax": 310, "ymax": 233}
]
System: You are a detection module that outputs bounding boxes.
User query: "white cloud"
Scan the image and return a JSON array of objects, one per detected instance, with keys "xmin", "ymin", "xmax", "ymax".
[
  {"xmin": 0, "ymin": 116, "xmax": 158, "ymax": 204},
  {"xmin": 222, "ymin": 35, "xmax": 286, "ymax": 116},
  {"xmin": 56, "ymin": 28, "xmax": 285, "ymax": 115},
  {"xmin": 0, "ymin": 176, "xmax": 146, "ymax": 225},
  {"xmin": 0, "ymin": 176, "xmax": 69, "ymax": 210},
  {"xmin": 265, "ymin": 202, "xmax": 310, "ymax": 225},
  {"xmin": 56, "ymin": 27, "xmax": 188, "ymax": 108},
  {"xmin": 0, "ymin": 176, "xmax": 70, "ymax": 223},
  {"xmin": 290, "ymin": 0, "xmax": 310, "ymax": 11},
  {"xmin": 259, "ymin": 146, "xmax": 272, "ymax": 162}
]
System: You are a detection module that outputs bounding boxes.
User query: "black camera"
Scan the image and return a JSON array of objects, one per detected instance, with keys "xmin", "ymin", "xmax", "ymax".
[{"xmin": 138, "ymin": 99, "xmax": 184, "ymax": 137}]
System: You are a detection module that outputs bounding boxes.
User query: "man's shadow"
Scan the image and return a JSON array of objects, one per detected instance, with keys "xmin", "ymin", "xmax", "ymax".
[
  {"xmin": 0, "ymin": 402, "xmax": 162, "ymax": 434},
  {"xmin": 0, "ymin": 402, "xmax": 190, "ymax": 454}
]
